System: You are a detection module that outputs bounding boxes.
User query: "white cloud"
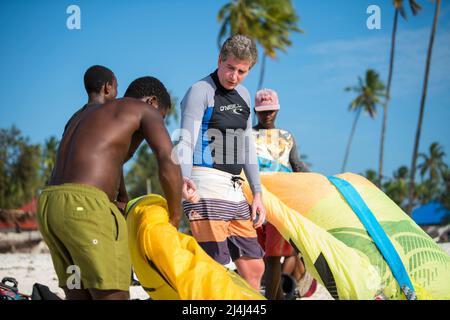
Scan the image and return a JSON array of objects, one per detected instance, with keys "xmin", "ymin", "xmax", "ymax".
[{"xmin": 303, "ymin": 23, "xmax": 450, "ymax": 97}]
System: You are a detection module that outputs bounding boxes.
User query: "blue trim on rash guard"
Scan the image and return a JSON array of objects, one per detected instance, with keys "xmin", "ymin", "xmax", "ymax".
[{"xmin": 193, "ymin": 106, "xmax": 214, "ymax": 167}]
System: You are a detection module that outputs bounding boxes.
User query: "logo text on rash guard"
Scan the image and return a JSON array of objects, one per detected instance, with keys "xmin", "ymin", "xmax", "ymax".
[{"xmin": 219, "ymin": 104, "xmax": 244, "ymax": 114}]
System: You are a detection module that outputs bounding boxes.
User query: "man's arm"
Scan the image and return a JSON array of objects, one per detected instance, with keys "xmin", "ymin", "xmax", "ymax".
[
  {"xmin": 140, "ymin": 105, "xmax": 183, "ymax": 228},
  {"xmin": 177, "ymin": 84, "xmax": 207, "ymax": 202},
  {"xmin": 243, "ymin": 109, "xmax": 265, "ymax": 228},
  {"xmin": 178, "ymin": 85, "xmax": 206, "ymax": 179},
  {"xmin": 289, "ymin": 136, "xmax": 310, "ymax": 173},
  {"xmin": 243, "ymin": 107, "xmax": 262, "ymax": 195}
]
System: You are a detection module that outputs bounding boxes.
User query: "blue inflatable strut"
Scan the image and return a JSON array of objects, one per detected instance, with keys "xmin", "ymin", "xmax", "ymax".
[{"xmin": 327, "ymin": 176, "xmax": 416, "ymax": 300}]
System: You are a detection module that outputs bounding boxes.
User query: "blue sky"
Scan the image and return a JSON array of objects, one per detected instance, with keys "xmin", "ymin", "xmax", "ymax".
[{"xmin": 1, "ymin": 0, "xmax": 449, "ymax": 178}]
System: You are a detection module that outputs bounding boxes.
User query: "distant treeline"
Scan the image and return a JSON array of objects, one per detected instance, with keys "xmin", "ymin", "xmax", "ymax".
[{"xmin": 1, "ymin": 125, "xmax": 448, "ymax": 216}]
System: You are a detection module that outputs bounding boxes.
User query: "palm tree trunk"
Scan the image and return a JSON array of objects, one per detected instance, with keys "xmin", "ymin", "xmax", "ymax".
[
  {"xmin": 257, "ymin": 54, "xmax": 267, "ymax": 90},
  {"xmin": 379, "ymin": 9, "xmax": 399, "ymax": 186},
  {"xmin": 407, "ymin": 0, "xmax": 441, "ymax": 215},
  {"xmin": 342, "ymin": 108, "xmax": 362, "ymax": 172}
]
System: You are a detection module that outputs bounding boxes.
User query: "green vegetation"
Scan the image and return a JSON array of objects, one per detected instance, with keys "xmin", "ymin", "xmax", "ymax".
[
  {"xmin": 0, "ymin": 126, "xmax": 52, "ymax": 209},
  {"xmin": 217, "ymin": 0, "xmax": 302, "ymax": 89}
]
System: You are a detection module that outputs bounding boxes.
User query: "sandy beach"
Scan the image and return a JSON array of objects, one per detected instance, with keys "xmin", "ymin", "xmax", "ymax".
[
  {"xmin": 0, "ymin": 234, "xmax": 334, "ymax": 300},
  {"xmin": 1, "ymin": 234, "xmax": 448, "ymax": 300},
  {"xmin": 0, "ymin": 250, "xmax": 148, "ymax": 300},
  {"xmin": 0, "ymin": 250, "xmax": 332, "ymax": 300}
]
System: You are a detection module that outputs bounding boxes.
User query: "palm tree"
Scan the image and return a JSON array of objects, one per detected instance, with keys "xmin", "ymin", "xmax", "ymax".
[
  {"xmin": 164, "ymin": 92, "xmax": 179, "ymax": 127},
  {"xmin": 217, "ymin": 0, "xmax": 302, "ymax": 90},
  {"xmin": 407, "ymin": 0, "xmax": 441, "ymax": 214},
  {"xmin": 0, "ymin": 126, "xmax": 41, "ymax": 208},
  {"xmin": 393, "ymin": 165, "xmax": 409, "ymax": 180},
  {"xmin": 383, "ymin": 165, "xmax": 409, "ymax": 210},
  {"xmin": 418, "ymin": 142, "xmax": 447, "ymax": 184},
  {"xmin": 41, "ymin": 136, "xmax": 59, "ymax": 185},
  {"xmin": 125, "ymin": 145, "xmax": 162, "ymax": 198},
  {"xmin": 125, "ymin": 92, "xmax": 179, "ymax": 198},
  {"xmin": 363, "ymin": 169, "xmax": 379, "ymax": 185},
  {"xmin": 378, "ymin": 0, "xmax": 421, "ymax": 184},
  {"xmin": 440, "ymin": 168, "xmax": 450, "ymax": 211},
  {"xmin": 342, "ymin": 69, "xmax": 385, "ymax": 172},
  {"xmin": 14, "ymin": 142, "xmax": 41, "ymax": 205}
]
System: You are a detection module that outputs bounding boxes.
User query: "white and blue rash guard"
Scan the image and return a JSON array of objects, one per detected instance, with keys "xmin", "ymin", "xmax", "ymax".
[{"xmin": 179, "ymin": 70, "xmax": 261, "ymax": 194}]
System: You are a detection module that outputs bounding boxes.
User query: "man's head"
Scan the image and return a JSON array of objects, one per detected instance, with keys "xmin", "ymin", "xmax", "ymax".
[
  {"xmin": 255, "ymin": 88, "xmax": 280, "ymax": 129},
  {"xmin": 84, "ymin": 65, "xmax": 118, "ymax": 101},
  {"xmin": 217, "ymin": 34, "xmax": 258, "ymax": 90},
  {"xmin": 124, "ymin": 76, "xmax": 171, "ymax": 118}
]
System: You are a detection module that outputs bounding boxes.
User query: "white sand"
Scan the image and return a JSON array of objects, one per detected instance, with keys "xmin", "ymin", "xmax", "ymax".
[
  {"xmin": 0, "ymin": 249, "xmax": 330, "ymax": 300},
  {"xmin": 0, "ymin": 250, "xmax": 148, "ymax": 300},
  {"xmin": 1, "ymin": 241, "xmax": 449, "ymax": 300}
]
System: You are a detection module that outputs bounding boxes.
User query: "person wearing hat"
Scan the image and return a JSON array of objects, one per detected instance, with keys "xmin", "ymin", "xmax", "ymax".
[{"xmin": 253, "ymin": 88, "xmax": 316, "ymax": 299}]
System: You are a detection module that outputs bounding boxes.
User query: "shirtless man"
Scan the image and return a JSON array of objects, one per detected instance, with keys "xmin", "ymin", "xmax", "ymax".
[
  {"xmin": 37, "ymin": 76, "xmax": 183, "ymax": 300},
  {"xmin": 60, "ymin": 65, "xmax": 129, "ymax": 210}
]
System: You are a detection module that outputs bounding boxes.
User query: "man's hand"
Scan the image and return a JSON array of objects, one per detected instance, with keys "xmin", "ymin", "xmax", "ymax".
[
  {"xmin": 182, "ymin": 177, "xmax": 200, "ymax": 203},
  {"xmin": 251, "ymin": 192, "xmax": 265, "ymax": 229}
]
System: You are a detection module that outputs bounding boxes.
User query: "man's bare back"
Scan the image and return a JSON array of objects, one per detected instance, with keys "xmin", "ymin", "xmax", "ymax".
[
  {"xmin": 52, "ymin": 98, "xmax": 138, "ymax": 200},
  {"xmin": 51, "ymin": 97, "xmax": 177, "ymax": 204}
]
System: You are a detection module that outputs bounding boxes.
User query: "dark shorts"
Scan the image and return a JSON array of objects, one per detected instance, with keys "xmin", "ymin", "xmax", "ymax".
[
  {"xmin": 257, "ymin": 223, "xmax": 294, "ymax": 257},
  {"xmin": 183, "ymin": 167, "xmax": 264, "ymax": 265}
]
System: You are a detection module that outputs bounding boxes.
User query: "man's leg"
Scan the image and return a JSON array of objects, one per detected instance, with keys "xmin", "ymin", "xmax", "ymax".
[
  {"xmin": 234, "ymin": 256, "xmax": 265, "ymax": 290},
  {"xmin": 283, "ymin": 256, "xmax": 306, "ymax": 281},
  {"xmin": 88, "ymin": 289, "xmax": 130, "ymax": 300},
  {"xmin": 63, "ymin": 286, "xmax": 130, "ymax": 300},
  {"xmin": 264, "ymin": 256, "xmax": 284, "ymax": 300},
  {"xmin": 293, "ymin": 257, "xmax": 306, "ymax": 281},
  {"xmin": 282, "ymin": 255, "xmax": 296, "ymax": 275},
  {"xmin": 63, "ymin": 287, "xmax": 92, "ymax": 300},
  {"xmin": 283, "ymin": 256, "xmax": 305, "ymax": 280}
]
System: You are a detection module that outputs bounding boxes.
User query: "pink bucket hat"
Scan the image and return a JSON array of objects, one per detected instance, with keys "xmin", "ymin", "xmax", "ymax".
[{"xmin": 254, "ymin": 88, "xmax": 280, "ymax": 112}]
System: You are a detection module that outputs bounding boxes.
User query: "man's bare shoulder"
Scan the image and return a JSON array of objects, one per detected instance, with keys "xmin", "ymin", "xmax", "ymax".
[
  {"xmin": 105, "ymin": 97, "xmax": 156, "ymax": 119},
  {"xmin": 113, "ymin": 97, "xmax": 147, "ymax": 109},
  {"xmin": 107, "ymin": 98, "xmax": 164, "ymax": 132}
]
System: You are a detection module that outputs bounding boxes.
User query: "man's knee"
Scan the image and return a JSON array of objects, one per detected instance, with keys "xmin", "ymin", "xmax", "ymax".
[
  {"xmin": 253, "ymin": 259, "xmax": 265, "ymax": 277},
  {"xmin": 236, "ymin": 257, "xmax": 265, "ymax": 278}
]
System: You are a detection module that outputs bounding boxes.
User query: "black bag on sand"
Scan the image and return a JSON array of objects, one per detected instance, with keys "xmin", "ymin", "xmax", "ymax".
[
  {"xmin": 281, "ymin": 273, "xmax": 298, "ymax": 300},
  {"xmin": 31, "ymin": 283, "xmax": 62, "ymax": 300}
]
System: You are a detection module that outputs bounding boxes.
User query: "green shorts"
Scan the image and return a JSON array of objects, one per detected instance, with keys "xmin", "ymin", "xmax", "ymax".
[{"xmin": 37, "ymin": 183, "xmax": 131, "ymax": 291}]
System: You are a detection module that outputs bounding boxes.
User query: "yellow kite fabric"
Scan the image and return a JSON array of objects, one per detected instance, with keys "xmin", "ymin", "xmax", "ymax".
[
  {"xmin": 242, "ymin": 172, "xmax": 450, "ymax": 300},
  {"xmin": 126, "ymin": 194, "xmax": 265, "ymax": 300}
]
